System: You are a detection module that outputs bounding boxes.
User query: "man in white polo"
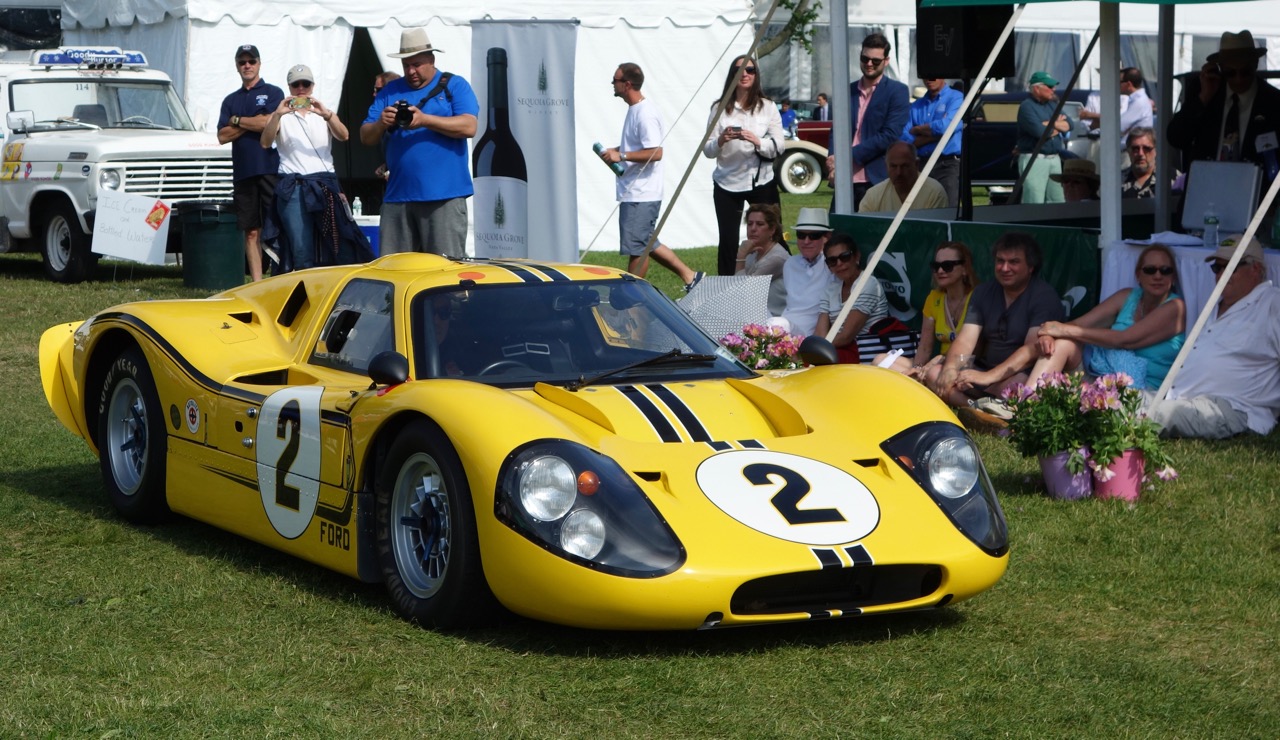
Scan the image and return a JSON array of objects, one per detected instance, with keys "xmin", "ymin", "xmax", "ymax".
[{"xmin": 781, "ymin": 208, "xmax": 837, "ymax": 336}]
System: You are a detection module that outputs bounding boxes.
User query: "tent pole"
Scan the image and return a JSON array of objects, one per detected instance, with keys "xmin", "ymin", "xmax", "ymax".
[
  {"xmin": 1100, "ymin": 3, "xmax": 1121, "ymax": 246},
  {"xmin": 830, "ymin": 0, "xmax": 853, "ymax": 215},
  {"xmin": 824, "ymin": 4, "xmax": 1025, "ymax": 346},
  {"xmin": 1155, "ymin": 3, "xmax": 1175, "ymax": 233}
]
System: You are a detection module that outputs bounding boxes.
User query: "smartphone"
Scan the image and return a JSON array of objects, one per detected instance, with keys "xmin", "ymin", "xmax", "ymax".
[
  {"xmin": 289, "ymin": 96, "xmax": 311, "ymax": 110},
  {"xmin": 728, "ymin": 126, "xmax": 742, "ymax": 134}
]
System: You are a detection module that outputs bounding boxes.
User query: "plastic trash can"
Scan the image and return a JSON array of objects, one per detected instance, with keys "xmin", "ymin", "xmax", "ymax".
[{"xmin": 179, "ymin": 200, "xmax": 243, "ymax": 290}]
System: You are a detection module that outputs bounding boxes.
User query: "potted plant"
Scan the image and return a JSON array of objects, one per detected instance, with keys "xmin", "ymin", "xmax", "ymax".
[
  {"xmin": 1078, "ymin": 372, "xmax": 1177, "ymax": 501},
  {"xmin": 1001, "ymin": 372, "xmax": 1093, "ymax": 499},
  {"xmin": 721, "ymin": 323, "xmax": 803, "ymax": 371}
]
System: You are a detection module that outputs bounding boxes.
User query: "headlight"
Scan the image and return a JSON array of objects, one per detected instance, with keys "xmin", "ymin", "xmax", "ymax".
[
  {"xmin": 883, "ymin": 422, "xmax": 1007, "ymax": 555},
  {"xmin": 497, "ymin": 441, "xmax": 684, "ymax": 576},
  {"xmin": 98, "ymin": 169, "xmax": 122, "ymax": 191}
]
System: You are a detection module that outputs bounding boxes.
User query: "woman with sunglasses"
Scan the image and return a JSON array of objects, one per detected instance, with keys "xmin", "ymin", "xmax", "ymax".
[
  {"xmin": 814, "ymin": 233, "xmax": 888, "ymax": 363},
  {"xmin": 734, "ymin": 203, "xmax": 790, "ymax": 316},
  {"xmin": 703, "ymin": 55, "xmax": 785, "ymax": 276},
  {"xmin": 961, "ymin": 244, "xmax": 1186, "ymax": 390},
  {"xmin": 261, "ymin": 64, "xmax": 371, "ymax": 272}
]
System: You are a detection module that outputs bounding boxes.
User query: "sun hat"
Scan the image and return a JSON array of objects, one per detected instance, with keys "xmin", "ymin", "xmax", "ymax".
[
  {"xmin": 286, "ymin": 64, "xmax": 314, "ymax": 85},
  {"xmin": 1207, "ymin": 30, "xmax": 1267, "ymax": 62},
  {"xmin": 1049, "ymin": 159, "xmax": 1100, "ymax": 184},
  {"xmin": 1205, "ymin": 233, "xmax": 1265, "ymax": 262},
  {"xmin": 389, "ymin": 28, "xmax": 443, "ymax": 58},
  {"xmin": 1028, "ymin": 71, "xmax": 1059, "ymax": 88},
  {"xmin": 793, "ymin": 207, "xmax": 831, "ymax": 232}
]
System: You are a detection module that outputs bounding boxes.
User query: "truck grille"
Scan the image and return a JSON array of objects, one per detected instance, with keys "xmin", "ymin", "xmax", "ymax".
[{"xmin": 121, "ymin": 159, "xmax": 234, "ymax": 201}]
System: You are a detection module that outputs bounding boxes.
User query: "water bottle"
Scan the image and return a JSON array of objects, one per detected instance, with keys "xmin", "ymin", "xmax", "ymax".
[
  {"xmin": 1203, "ymin": 203, "xmax": 1219, "ymax": 248},
  {"xmin": 592, "ymin": 142, "xmax": 626, "ymax": 176},
  {"xmin": 351, "ymin": 197, "xmax": 363, "ymax": 217}
]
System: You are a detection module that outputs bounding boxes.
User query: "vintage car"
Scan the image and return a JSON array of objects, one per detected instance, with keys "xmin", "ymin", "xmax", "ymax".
[{"xmin": 39, "ymin": 254, "xmax": 1008, "ymax": 630}]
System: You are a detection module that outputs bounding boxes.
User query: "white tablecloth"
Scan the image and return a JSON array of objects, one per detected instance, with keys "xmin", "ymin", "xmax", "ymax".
[{"xmin": 1102, "ymin": 241, "xmax": 1280, "ymax": 320}]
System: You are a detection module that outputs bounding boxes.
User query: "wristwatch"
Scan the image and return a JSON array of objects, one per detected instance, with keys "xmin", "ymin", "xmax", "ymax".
[{"xmin": 231, "ymin": 115, "xmax": 241, "ymax": 127}]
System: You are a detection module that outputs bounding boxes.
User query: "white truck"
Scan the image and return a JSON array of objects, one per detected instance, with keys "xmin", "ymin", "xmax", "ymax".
[{"xmin": 1, "ymin": 47, "xmax": 232, "ymax": 282}]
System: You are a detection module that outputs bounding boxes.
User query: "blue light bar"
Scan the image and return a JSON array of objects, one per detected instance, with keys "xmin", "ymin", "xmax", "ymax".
[{"xmin": 34, "ymin": 48, "xmax": 148, "ymax": 67}]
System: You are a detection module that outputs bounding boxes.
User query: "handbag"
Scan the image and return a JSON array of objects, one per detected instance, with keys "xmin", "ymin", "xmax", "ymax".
[{"xmin": 850, "ymin": 317, "xmax": 920, "ymax": 365}]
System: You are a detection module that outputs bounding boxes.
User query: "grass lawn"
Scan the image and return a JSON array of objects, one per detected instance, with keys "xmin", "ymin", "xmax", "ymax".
[{"xmin": 1, "ymin": 227, "xmax": 1278, "ymax": 736}]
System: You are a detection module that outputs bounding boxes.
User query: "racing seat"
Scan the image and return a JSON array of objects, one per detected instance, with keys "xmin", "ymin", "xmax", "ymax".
[{"xmin": 73, "ymin": 104, "xmax": 109, "ymax": 127}]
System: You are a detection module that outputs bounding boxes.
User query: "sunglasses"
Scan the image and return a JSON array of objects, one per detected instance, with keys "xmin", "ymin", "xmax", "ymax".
[
  {"xmin": 1208, "ymin": 260, "xmax": 1251, "ymax": 274},
  {"xmin": 1217, "ymin": 66, "xmax": 1253, "ymax": 80},
  {"xmin": 1128, "ymin": 144, "xmax": 1155, "ymax": 153},
  {"xmin": 289, "ymin": 81, "xmax": 312, "ymax": 89},
  {"xmin": 796, "ymin": 231, "xmax": 826, "ymax": 241},
  {"xmin": 611, "ymin": 77, "xmax": 625, "ymax": 84},
  {"xmin": 824, "ymin": 250, "xmax": 856, "ymax": 267},
  {"xmin": 931, "ymin": 259, "xmax": 962, "ymax": 273},
  {"xmin": 738, "ymin": 66, "xmax": 758, "ymax": 75},
  {"xmin": 237, "ymin": 58, "xmax": 258, "ymax": 66},
  {"xmin": 860, "ymin": 55, "xmax": 886, "ymax": 66},
  {"xmin": 1140, "ymin": 265, "xmax": 1174, "ymax": 276}
]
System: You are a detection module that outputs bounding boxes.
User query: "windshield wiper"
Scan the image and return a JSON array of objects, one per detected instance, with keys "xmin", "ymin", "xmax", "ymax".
[
  {"xmin": 566, "ymin": 348, "xmax": 717, "ymax": 392},
  {"xmin": 34, "ymin": 118, "xmax": 99, "ymax": 130}
]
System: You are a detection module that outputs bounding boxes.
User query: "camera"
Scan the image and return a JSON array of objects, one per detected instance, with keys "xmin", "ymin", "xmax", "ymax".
[
  {"xmin": 391, "ymin": 100, "xmax": 413, "ymax": 128},
  {"xmin": 288, "ymin": 96, "xmax": 311, "ymax": 110}
]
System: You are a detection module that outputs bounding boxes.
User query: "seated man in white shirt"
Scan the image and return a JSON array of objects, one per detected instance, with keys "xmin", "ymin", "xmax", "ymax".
[
  {"xmin": 780, "ymin": 207, "xmax": 837, "ymax": 336},
  {"xmin": 1147, "ymin": 235, "xmax": 1280, "ymax": 438}
]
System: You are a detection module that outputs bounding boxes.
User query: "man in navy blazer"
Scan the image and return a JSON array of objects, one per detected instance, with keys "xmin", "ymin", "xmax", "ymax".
[
  {"xmin": 1168, "ymin": 30, "xmax": 1280, "ymax": 174},
  {"xmin": 826, "ymin": 33, "xmax": 910, "ymax": 212}
]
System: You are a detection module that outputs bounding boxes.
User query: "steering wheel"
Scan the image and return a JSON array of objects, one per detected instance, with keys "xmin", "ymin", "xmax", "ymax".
[
  {"xmin": 120, "ymin": 115, "xmax": 155, "ymax": 125},
  {"xmin": 478, "ymin": 360, "xmax": 532, "ymax": 377}
]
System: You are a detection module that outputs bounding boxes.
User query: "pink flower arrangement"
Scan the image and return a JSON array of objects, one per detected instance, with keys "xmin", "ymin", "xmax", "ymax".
[{"xmin": 721, "ymin": 323, "xmax": 803, "ymax": 371}]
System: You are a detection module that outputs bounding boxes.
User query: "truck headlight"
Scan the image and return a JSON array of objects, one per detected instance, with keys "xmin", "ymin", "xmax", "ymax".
[{"xmin": 98, "ymin": 169, "xmax": 122, "ymax": 191}]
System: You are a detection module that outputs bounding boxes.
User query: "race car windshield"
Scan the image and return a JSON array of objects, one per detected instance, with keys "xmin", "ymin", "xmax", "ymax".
[
  {"xmin": 12, "ymin": 79, "xmax": 194, "ymax": 131},
  {"xmin": 411, "ymin": 279, "xmax": 749, "ymax": 386}
]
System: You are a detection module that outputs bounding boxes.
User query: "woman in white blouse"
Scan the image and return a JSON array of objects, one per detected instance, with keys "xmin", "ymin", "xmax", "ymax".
[
  {"xmin": 734, "ymin": 203, "xmax": 790, "ymax": 317},
  {"xmin": 703, "ymin": 55, "xmax": 785, "ymax": 277}
]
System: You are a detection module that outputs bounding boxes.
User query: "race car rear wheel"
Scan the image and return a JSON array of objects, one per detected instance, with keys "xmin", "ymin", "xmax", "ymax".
[
  {"xmin": 376, "ymin": 420, "xmax": 493, "ymax": 628},
  {"xmin": 42, "ymin": 200, "xmax": 99, "ymax": 284},
  {"xmin": 97, "ymin": 347, "xmax": 170, "ymax": 523}
]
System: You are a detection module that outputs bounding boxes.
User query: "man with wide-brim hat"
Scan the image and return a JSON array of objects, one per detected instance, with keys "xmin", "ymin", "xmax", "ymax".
[
  {"xmin": 1049, "ymin": 158, "xmax": 1100, "ymax": 202},
  {"xmin": 780, "ymin": 207, "xmax": 837, "ymax": 336},
  {"xmin": 360, "ymin": 28, "xmax": 478, "ymax": 258},
  {"xmin": 1168, "ymin": 29, "xmax": 1280, "ymax": 168}
]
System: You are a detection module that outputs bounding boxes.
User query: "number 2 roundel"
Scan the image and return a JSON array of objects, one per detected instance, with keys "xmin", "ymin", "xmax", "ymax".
[
  {"xmin": 696, "ymin": 450, "xmax": 879, "ymax": 545},
  {"xmin": 255, "ymin": 387, "xmax": 323, "ymax": 539}
]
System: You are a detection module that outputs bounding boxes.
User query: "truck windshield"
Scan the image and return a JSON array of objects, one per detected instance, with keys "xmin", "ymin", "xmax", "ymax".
[{"xmin": 11, "ymin": 79, "xmax": 194, "ymax": 131}]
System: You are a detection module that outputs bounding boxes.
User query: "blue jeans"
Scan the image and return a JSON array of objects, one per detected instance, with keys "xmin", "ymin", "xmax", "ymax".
[{"xmin": 278, "ymin": 186, "xmax": 314, "ymax": 270}]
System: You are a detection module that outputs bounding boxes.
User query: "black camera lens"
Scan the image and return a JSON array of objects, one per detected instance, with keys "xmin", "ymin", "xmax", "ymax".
[{"xmin": 392, "ymin": 100, "xmax": 413, "ymax": 128}]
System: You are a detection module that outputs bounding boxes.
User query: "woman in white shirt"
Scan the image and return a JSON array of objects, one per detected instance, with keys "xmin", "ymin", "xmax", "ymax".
[
  {"xmin": 261, "ymin": 64, "xmax": 370, "ymax": 272},
  {"xmin": 703, "ymin": 55, "xmax": 785, "ymax": 277},
  {"xmin": 734, "ymin": 203, "xmax": 790, "ymax": 316}
]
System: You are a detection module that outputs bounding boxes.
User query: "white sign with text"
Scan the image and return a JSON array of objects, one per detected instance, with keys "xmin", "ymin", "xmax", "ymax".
[{"xmin": 91, "ymin": 190, "xmax": 171, "ymax": 265}]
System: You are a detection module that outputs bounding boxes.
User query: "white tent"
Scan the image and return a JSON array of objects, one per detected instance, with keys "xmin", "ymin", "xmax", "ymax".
[{"xmin": 62, "ymin": 0, "xmax": 758, "ymax": 253}]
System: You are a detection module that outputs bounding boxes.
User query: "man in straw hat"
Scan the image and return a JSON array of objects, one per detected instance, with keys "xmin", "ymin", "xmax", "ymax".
[
  {"xmin": 1146, "ymin": 234, "xmax": 1280, "ymax": 439},
  {"xmin": 360, "ymin": 28, "xmax": 478, "ymax": 258},
  {"xmin": 1049, "ymin": 158, "xmax": 1100, "ymax": 202},
  {"xmin": 780, "ymin": 207, "xmax": 837, "ymax": 336},
  {"xmin": 1167, "ymin": 30, "xmax": 1280, "ymax": 167}
]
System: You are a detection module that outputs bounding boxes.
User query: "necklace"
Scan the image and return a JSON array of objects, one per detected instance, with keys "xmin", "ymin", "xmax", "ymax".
[{"xmin": 943, "ymin": 291, "xmax": 964, "ymax": 333}]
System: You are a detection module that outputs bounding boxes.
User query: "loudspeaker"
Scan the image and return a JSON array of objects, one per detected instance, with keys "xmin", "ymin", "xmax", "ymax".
[{"xmin": 916, "ymin": 2, "xmax": 1015, "ymax": 80}]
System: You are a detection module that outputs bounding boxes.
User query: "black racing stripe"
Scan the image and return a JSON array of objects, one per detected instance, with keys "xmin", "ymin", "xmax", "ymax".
[
  {"xmin": 519, "ymin": 263, "xmax": 570, "ymax": 281},
  {"xmin": 618, "ymin": 385, "xmax": 680, "ymax": 442},
  {"xmin": 738, "ymin": 439, "xmax": 765, "ymax": 449},
  {"xmin": 204, "ymin": 466, "xmax": 260, "ymax": 492},
  {"xmin": 492, "ymin": 264, "xmax": 543, "ymax": 283},
  {"xmin": 811, "ymin": 548, "xmax": 841, "ymax": 569},
  {"xmin": 845, "ymin": 544, "xmax": 874, "ymax": 566},
  {"xmin": 808, "ymin": 611, "xmax": 833, "ymax": 619},
  {"xmin": 646, "ymin": 385, "xmax": 711, "ymax": 443},
  {"xmin": 101, "ymin": 314, "xmax": 262, "ymax": 402},
  {"xmin": 707, "ymin": 441, "xmax": 732, "ymax": 452}
]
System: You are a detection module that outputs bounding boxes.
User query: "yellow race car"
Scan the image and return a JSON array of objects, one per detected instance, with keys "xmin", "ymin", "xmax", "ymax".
[{"xmin": 40, "ymin": 254, "xmax": 1007, "ymax": 630}]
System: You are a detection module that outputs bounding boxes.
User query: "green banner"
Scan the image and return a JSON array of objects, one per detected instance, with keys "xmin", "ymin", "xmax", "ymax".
[{"xmin": 830, "ymin": 215, "xmax": 1101, "ymax": 330}]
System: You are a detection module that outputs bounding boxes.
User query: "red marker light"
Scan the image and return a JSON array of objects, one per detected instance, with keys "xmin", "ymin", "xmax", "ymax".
[{"xmin": 577, "ymin": 470, "xmax": 600, "ymax": 495}]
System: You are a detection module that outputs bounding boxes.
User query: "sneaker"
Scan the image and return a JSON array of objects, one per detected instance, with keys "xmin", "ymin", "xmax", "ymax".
[
  {"xmin": 973, "ymin": 397, "xmax": 1014, "ymax": 420},
  {"xmin": 956, "ymin": 405, "xmax": 1008, "ymax": 434},
  {"xmin": 684, "ymin": 271, "xmax": 705, "ymax": 293}
]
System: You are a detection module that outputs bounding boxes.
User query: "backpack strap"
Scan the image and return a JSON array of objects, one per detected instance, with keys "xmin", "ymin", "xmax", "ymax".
[{"xmin": 417, "ymin": 72, "xmax": 454, "ymax": 109}]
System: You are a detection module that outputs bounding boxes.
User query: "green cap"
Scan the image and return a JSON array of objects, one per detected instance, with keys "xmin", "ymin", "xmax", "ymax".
[{"xmin": 1028, "ymin": 71, "xmax": 1059, "ymax": 88}]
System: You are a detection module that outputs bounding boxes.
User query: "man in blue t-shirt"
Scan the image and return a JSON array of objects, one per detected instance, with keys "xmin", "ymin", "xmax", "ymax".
[
  {"xmin": 360, "ymin": 28, "xmax": 478, "ymax": 258},
  {"xmin": 903, "ymin": 77, "xmax": 965, "ymax": 207},
  {"xmin": 218, "ymin": 44, "xmax": 284, "ymax": 281}
]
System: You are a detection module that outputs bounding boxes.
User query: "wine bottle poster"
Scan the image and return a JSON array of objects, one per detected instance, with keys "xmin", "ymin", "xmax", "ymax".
[{"xmin": 471, "ymin": 20, "xmax": 579, "ymax": 263}]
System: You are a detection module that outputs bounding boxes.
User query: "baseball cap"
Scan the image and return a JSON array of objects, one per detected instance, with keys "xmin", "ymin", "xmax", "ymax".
[
  {"xmin": 1205, "ymin": 234, "xmax": 1264, "ymax": 263},
  {"xmin": 236, "ymin": 44, "xmax": 260, "ymax": 60},
  {"xmin": 287, "ymin": 64, "xmax": 314, "ymax": 85},
  {"xmin": 1028, "ymin": 71, "xmax": 1059, "ymax": 88}
]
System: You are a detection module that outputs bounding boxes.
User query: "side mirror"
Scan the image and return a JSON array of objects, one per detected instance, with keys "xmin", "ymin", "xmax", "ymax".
[
  {"xmin": 798, "ymin": 335, "xmax": 838, "ymax": 366},
  {"xmin": 368, "ymin": 351, "xmax": 409, "ymax": 387},
  {"xmin": 6, "ymin": 110, "xmax": 34, "ymax": 133}
]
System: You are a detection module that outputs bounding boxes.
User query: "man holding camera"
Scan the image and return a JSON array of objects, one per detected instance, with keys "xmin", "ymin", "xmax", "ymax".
[
  {"xmin": 218, "ymin": 44, "xmax": 284, "ymax": 281},
  {"xmin": 360, "ymin": 28, "xmax": 478, "ymax": 257}
]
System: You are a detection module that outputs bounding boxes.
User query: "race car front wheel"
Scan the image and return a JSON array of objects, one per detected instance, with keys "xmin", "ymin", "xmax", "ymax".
[
  {"xmin": 376, "ymin": 420, "xmax": 494, "ymax": 628},
  {"xmin": 97, "ymin": 347, "xmax": 170, "ymax": 523}
]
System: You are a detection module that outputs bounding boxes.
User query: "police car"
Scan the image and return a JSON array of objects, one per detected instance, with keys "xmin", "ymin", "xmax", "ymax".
[{"xmin": 1, "ymin": 47, "xmax": 232, "ymax": 282}]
